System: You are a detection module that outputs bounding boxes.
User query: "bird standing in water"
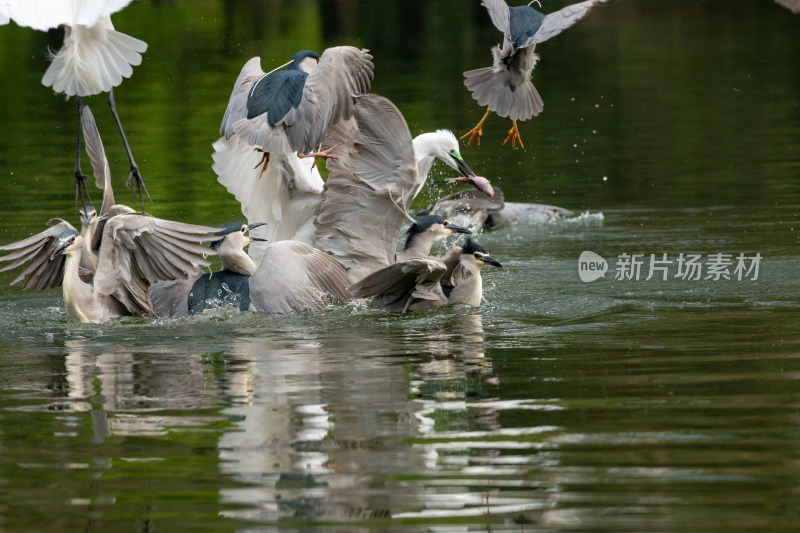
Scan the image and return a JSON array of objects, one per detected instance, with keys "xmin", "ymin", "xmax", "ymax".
[{"xmin": 462, "ymin": 0, "xmax": 610, "ymax": 148}]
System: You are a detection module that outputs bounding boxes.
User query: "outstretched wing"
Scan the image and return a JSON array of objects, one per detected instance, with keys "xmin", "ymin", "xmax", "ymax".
[
  {"xmin": 285, "ymin": 46, "xmax": 374, "ymax": 153},
  {"xmin": 313, "ymin": 94, "xmax": 419, "ymax": 282},
  {"xmin": 232, "ymin": 47, "xmax": 374, "ymax": 154},
  {"xmin": 80, "ymin": 104, "xmax": 115, "ymax": 216},
  {"xmin": 248, "ymin": 240, "xmax": 351, "ymax": 314},
  {"xmin": 93, "ymin": 214, "xmax": 223, "ymax": 316},
  {"xmin": 528, "ymin": 0, "xmax": 610, "ymax": 46},
  {"xmin": 212, "ymin": 136, "xmax": 323, "ymax": 264},
  {"xmin": 220, "ymin": 56, "xmax": 266, "ymax": 139},
  {"xmin": 481, "ymin": 0, "xmax": 511, "ymax": 36},
  {"xmin": 4, "ymin": 0, "xmax": 135, "ymax": 30},
  {"xmin": 348, "ymin": 258, "xmax": 447, "ymax": 313},
  {"xmin": 0, "ymin": 219, "xmax": 78, "ymax": 290}
]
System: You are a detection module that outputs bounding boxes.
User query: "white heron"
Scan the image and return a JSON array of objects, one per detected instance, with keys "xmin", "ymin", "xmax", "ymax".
[{"xmin": 1, "ymin": 0, "xmax": 150, "ymax": 210}]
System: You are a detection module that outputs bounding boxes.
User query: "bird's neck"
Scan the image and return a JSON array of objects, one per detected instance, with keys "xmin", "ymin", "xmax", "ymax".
[
  {"xmin": 398, "ymin": 231, "xmax": 440, "ymax": 261},
  {"xmin": 219, "ymin": 242, "xmax": 258, "ymax": 276},
  {"xmin": 62, "ymin": 253, "xmax": 100, "ymax": 323}
]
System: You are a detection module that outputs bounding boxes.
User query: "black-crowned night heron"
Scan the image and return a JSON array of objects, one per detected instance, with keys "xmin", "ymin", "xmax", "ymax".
[
  {"xmin": 396, "ymin": 215, "xmax": 472, "ymax": 262},
  {"xmin": 349, "ymin": 238, "xmax": 503, "ymax": 313},
  {"xmin": 462, "ymin": 0, "xmax": 610, "ymax": 148},
  {"xmin": 420, "ymin": 187, "xmax": 575, "ymax": 232},
  {"xmin": 213, "ymin": 94, "xmax": 492, "ymax": 273},
  {"xmin": 220, "ymin": 47, "xmax": 374, "ymax": 172},
  {"xmin": 1, "ymin": 0, "xmax": 150, "ymax": 211},
  {"xmin": 0, "ymin": 213, "xmax": 224, "ymax": 323}
]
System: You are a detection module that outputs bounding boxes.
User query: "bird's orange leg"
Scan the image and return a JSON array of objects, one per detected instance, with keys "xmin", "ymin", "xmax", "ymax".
[
  {"xmin": 297, "ymin": 143, "xmax": 343, "ymax": 170},
  {"xmin": 503, "ymin": 120, "xmax": 525, "ymax": 149},
  {"xmin": 253, "ymin": 149, "xmax": 270, "ymax": 178},
  {"xmin": 460, "ymin": 109, "xmax": 492, "ymax": 146}
]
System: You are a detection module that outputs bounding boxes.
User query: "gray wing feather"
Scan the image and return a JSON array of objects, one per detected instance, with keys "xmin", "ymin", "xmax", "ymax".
[
  {"xmin": 0, "ymin": 219, "xmax": 77, "ymax": 291},
  {"xmin": 481, "ymin": 0, "xmax": 511, "ymax": 35},
  {"xmin": 314, "ymin": 94, "xmax": 419, "ymax": 281},
  {"xmin": 93, "ymin": 214, "xmax": 222, "ymax": 316},
  {"xmin": 349, "ymin": 258, "xmax": 447, "ymax": 313},
  {"xmin": 232, "ymin": 47, "xmax": 374, "ymax": 154},
  {"xmin": 80, "ymin": 105, "xmax": 115, "ymax": 215},
  {"xmin": 286, "ymin": 46, "xmax": 375, "ymax": 153},
  {"xmin": 530, "ymin": 0, "xmax": 609, "ymax": 45},
  {"xmin": 220, "ymin": 56, "xmax": 265, "ymax": 138},
  {"xmin": 249, "ymin": 240, "xmax": 351, "ymax": 314}
]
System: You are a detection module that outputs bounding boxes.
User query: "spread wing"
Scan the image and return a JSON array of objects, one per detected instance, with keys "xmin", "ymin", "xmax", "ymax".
[
  {"xmin": 248, "ymin": 240, "xmax": 351, "ymax": 314},
  {"xmin": 212, "ymin": 136, "xmax": 323, "ymax": 264},
  {"xmin": 348, "ymin": 258, "xmax": 447, "ymax": 313},
  {"xmin": 529, "ymin": 0, "xmax": 610, "ymax": 46},
  {"xmin": 0, "ymin": 219, "xmax": 78, "ymax": 290},
  {"xmin": 93, "ymin": 214, "xmax": 223, "ymax": 316},
  {"xmin": 313, "ymin": 94, "xmax": 420, "ymax": 282},
  {"xmin": 80, "ymin": 104, "xmax": 115, "ymax": 215},
  {"xmin": 220, "ymin": 56, "xmax": 265, "ymax": 139},
  {"xmin": 231, "ymin": 47, "xmax": 374, "ymax": 154},
  {"xmin": 481, "ymin": 0, "xmax": 511, "ymax": 36},
  {"xmin": 4, "ymin": 0, "xmax": 135, "ymax": 30}
]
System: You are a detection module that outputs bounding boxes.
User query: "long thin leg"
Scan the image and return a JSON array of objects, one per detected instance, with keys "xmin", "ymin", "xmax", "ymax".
[
  {"xmin": 75, "ymin": 97, "xmax": 93, "ymax": 213},
  {"xmin": 253, "ymin": 150, "xmax": 270, "ymax": 178},
  {"xmin": 460, "ymin": 109, "xmax": 492, "ymax": 146},
  {"xmin": 108, "ymin": 88, "xmax": 151, "ymax": 212},
  {"xmin": 503, "ymin": 120, "xmax": 525, "ymax": 149}
]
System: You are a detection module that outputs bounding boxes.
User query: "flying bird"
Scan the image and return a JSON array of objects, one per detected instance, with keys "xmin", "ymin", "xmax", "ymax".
[
  {"xmin": 462, "ymin": 0, "xmax": 610, "ymax": 148},
  {"xmin": 220, "ymin": 47, "xmax": 374, "ymax": 171},
  {"xmin": 1, "ymin": 0, "xmax": 150, "ymax": 211}
]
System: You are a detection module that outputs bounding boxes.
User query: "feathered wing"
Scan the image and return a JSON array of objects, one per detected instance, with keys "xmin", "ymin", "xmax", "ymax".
[
  {"xmin": 93, "ymin": 214, "xmax": 222, "ymax": 316},
  {"xmin": 313, "ymin": 94, "xmax": 420, "ymax": 282},
  {"xmin": 232, "ymin": 47, "xmax": 374, "ymax": 154},
  {"xmin": 348, "ymin": 258, "xmax": 447, "ymax": 313},
  {"xmin": 41, "ymin": 17, "xmax": 147, "ymax": 96},
  {"xmin": 80, "ymin": 105, "xmax": 115, "ymax": 215},
  {"xmin": 4, "ymin": 0, "xmax": 135, "ymax": 30},
  {"xmin": 248, "ymin": 240, "xmax": 351, "ymax": 314},
  {"xmin": 284, "ymin": 46, "xmax": 374, "ymax": 153},
  {"xmin": 220, "ymin": 56, "xmax": 267, "ymax": 139},
  {"xmin": 528, "ymin": 0, "xmax": 610, "ymax": 46},
  {"xmin": 481, "ymin": 0, "xmax": 511, "ymax": 35},
  {"xmin": 0, "ymin": 219, "xmax": 78, "ymax": 290},
  {"xmin": 212, "ymin": 136, "xmax": 324, "ymax": 264},
  {"xmin": 775, "ymin": 0, "xmax": 800, "ymax": 13}
]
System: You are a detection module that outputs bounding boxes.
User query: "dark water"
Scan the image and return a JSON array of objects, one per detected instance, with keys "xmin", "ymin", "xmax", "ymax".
[{"xmin": 0, "ymin": 1, "xmax": 799, "ymax": 531}]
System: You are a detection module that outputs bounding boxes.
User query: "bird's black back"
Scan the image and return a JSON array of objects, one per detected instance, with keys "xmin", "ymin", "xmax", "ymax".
[
  {"xmin": 246, "ymin": 70, "xmax": 308, "ymax": 125},
  {"xmin": 187, "ymin": 270, "xmax": 251, "ymax": 315},
  {"xmin": 508, "ymin": 6, "xmax": 546, "ymax": 50}
]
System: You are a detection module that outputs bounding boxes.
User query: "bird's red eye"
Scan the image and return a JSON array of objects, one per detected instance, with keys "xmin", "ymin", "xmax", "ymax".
[
  {"xmin": 474, "ymin": 253, "xmax": 481, "ymax": 260},
  {"xmin": 241, "ymin": 225, "xmax": 247, "ymax": 233},
  {"xmin": 443, "ymin": 220, "xmax": 449, "ymax": 227}
]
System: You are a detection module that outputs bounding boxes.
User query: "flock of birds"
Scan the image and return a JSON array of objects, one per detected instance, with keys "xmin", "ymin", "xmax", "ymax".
[{"xmin": 5, "ymin": 0, "xmax": 793, "ymax": 324}]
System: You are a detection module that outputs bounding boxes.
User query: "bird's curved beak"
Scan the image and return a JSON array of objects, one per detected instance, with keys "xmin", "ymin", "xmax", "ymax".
[
  {"xmin": 448, "ymin": 223, "xmax": 472, "ymax": 235},
  {"xmin": 481, "ymin": 255, "xmax": 503, "ymax": 268},
  {"xmin": 51, "ymin": 239, "xmax": 72, "ymax": 260},
  {"xmin": 246, "ymin": 222, "xmax": 267, "ymax": 231}
]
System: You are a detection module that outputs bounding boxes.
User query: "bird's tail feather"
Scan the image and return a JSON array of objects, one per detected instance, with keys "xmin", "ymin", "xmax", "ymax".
[
  {"xmin": 463, "ymin": 66, "xmax": 543, "ymax": 121},
  {"xmin": 42, "ymin": 18, "xmax": 147, "ymax": 96}
]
